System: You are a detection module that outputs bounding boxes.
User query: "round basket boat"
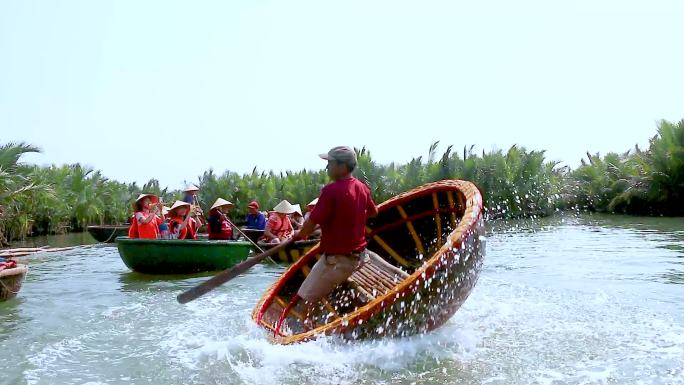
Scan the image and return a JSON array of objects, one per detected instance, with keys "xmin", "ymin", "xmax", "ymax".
[
  {"xmin": 252, "ymin": 179, "xmax": 485, "ymax": 344},
  {"xmin": 0, "ymin": 264, "xmax": 29, "ymax": 301},
  {"xmin": 116, "ymin": 238, "xmax": 253, "ymax": 274},
  {"xmin": 241, "ymin": 229, "xmax": 265, "ymax": 243},
  {"xmin": 87, "ymin": 225, "xmax": 130, "ymax": 243}
]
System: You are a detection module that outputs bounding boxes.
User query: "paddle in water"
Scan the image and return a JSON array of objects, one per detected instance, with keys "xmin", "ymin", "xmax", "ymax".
[{"xmin": 177, "ymin": 238, "xmax": 293, "ymax": 304}]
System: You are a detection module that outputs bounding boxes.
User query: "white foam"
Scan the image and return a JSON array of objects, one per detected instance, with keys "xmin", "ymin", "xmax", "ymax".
[
  {"xmin": 162, "ymin": 297, "xmax": 484, "ymax": 385},
  {"xmin": 23, "ymin": 333, "xmax": 94, "ymax": 385}
]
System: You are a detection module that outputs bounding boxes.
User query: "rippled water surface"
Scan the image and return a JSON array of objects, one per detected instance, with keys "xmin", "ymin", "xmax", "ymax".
[{"xmin": 1, "ymin": 214, "xmax": 683, "ymax": 385}]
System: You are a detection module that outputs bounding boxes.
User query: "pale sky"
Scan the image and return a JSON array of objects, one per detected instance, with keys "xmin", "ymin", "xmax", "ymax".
[{"xmin": 1, "ymin": 0, "xmax": 683, "ymax": 189}]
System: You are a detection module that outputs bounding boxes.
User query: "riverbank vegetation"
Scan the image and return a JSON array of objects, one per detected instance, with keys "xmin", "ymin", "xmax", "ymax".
[
  {"xmin": 570, "ymin": 119, "xmax": 683, "ymax": 216},
  {"xmin": 1, "ymin": 119, "xmax": 681, "ymax": 244}
]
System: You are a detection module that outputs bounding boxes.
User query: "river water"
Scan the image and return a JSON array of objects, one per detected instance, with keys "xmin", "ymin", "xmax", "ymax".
[{"xmin": 1, "ymin": 214, "xmax": 683, "ymax": 385}]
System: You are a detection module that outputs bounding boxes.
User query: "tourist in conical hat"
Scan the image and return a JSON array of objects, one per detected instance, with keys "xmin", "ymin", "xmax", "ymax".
[
  {"xmin": 167, "ymin": 200, "xmax": 199, "ymax": 240},
  {"xmin": 244, "ymin": 200, "xmax": 266, "ymax": 230},
  {"xmin": 304, "ymin": 198, "xmax": 318, "ymax": 221},
  {"xmin": 207, "ymin": 198, "xmax": 234, "ymax": 240},
  {"xmin": 128, "ymin": 193, "xmax": 164, "ymax": 239},
  {"xmin": 182, "ymin": 184, "xmax": 205, "ymax": 225},
  {"xmin": 303, "ymin": 197, "xmax": 321, "ymax": 239},
  {"xmin": 182, "ymin": 184, "xmax": 200, "ymax": 204},
  {"xmin": 290, "ymin": 204, "xmax": 304, "ymax": 231},
  {"xmin": 262, "ymin": 200, "xmax": 295, "ymax": 243}
]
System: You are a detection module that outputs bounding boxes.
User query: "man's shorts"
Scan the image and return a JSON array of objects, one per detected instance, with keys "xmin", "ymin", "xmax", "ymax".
[{"xmin": 297, "ymin": 249, "xmax": 376, "ymax": 303}]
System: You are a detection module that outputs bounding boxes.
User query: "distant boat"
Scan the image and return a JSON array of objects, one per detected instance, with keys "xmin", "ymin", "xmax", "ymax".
[
  {"xmin": 241, "ymin": 228, "xmax": 264, "ymax": 243},
  {"xmin": 87, "ymin": 225, "xmax": 130, "ymax": 243},
  {"xmin": 253, "ymin": 180, "xmax": 485, "ymax": 344},
  {"xmin": 115, "ymin": 237, "xmax": 253, "ymax": 274},
  {"xmin": 0, "ymin": 264, "xmax": 28, "ymax": 302}
]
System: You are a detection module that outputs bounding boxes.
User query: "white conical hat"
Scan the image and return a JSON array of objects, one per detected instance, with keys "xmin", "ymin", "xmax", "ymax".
[
  {"xmin": 273, "ymin": 200, "xmax": 296, "ymax": 214},
  {"xmin": 133, "ymin": 193, "xmax": 159, "ymax": 207},
  {"xmin": 307, "ymin": 198, "xmax": 319, "ymax": 207},
  {"xmin": 184, "ymin": 184, "xmax": 200, "ymax": 192},
  {"xmin": 169, "ymin": 200, "xmax": 191, "ymax": 214},
  {"xmin": 292, "ymin": 204, "xmax": 303, "ymax": 216},
  {"xmin": 135, "ymin": 193, "xmax": 159, "ymax": 204},
  {"xmin": 162, "ymin": 206, "xmax": 171, "ymax": 215},
  {"xmin": 211, "ymin": 198, "xmax": 234, "ymax": 211}
]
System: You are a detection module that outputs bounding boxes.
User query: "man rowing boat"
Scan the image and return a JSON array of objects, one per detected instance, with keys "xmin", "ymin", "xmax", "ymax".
[{"xmin": 276, "ymin": 146, "xmax": 379, "ymax": 332}]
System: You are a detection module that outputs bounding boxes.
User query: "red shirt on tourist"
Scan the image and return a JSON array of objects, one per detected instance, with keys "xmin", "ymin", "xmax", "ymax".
[
  {"xmin": 130, "ymin": 211, "xmax": 162, "ymax": 239},
  {"xmin": 309, "ymin": 176, "xmax": 377, "ymax": 255}
]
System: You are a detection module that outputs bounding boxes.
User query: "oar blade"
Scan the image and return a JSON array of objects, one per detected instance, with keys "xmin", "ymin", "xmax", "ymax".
[
  {"xmin": 176, "ymin": 239, "xmax": 292, "ymax": 304},
  {"xmin": 176, "ymin": 259, "xmax": 256, "ymax": 304}
]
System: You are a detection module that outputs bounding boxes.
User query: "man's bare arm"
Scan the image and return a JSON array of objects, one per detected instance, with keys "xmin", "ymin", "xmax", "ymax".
[{"xmin": 294, "ymin": 219, "xmax": 317, "ymax": 240}]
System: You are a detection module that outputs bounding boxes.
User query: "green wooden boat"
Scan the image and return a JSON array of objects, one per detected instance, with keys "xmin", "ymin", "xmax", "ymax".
[
  {"xmin": 116, "ymin": 237, "xmax": 253, "ymax": 274},
  {"xmin": 87, "ymin": 225, "xmax": 130, "ymax": 243}
]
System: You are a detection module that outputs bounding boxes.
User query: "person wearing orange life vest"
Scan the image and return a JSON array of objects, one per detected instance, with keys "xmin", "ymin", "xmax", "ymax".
[
  {"xmin": 167, "ymin": 200, "xmax": 199, "ymax": 240},
  {"xmin": 128, "ymin": 193, "xmax": 164, "ymax": 239},
  {"xmin": 207, "ymin": 198, "xmax": 234, "ymax": 240},
  {"xmin": 262, "ymin": 200, "xmax": 296, "ymax": 244}
]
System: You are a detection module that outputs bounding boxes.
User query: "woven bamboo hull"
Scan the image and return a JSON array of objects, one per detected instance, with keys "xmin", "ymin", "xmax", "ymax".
[
  {"xmin": 252, "ymin": 179, "xmax": 485, "ymax": 344},
  {"xmin": 0, "ymin": 264, "xmax": 28, "ymax": 301},
  {"xmin": 258, "ymin": 240, "xmax": 319, "ymax": 264},
  {"xmin": 87, "ymin": 225, "xmax": 130, "ymax": 243}
]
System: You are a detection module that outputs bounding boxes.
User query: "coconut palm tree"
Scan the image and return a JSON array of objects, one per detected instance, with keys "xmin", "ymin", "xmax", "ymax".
[{"xmin": 0, "ymin": 142, "xmax": 51, "ymax": 245}]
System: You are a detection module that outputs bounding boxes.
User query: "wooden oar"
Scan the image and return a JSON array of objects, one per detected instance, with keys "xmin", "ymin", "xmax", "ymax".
[
  {"xmin": 222, "ymin": 216, "xmax": 279, "ymax": 264},
  {"xmin": 192, "ymin": 195, "xmax": 206, "ymax": 226},
  {"xmin": 177, "ymin": 238, "xmax": 294, "ymax": 304},
  {"xmin": 225, "ymin": 217, "xmax": 265, "ymax": 253}
]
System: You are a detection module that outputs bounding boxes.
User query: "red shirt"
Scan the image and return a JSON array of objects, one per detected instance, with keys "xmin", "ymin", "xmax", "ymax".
[{"xmin": 310, "ymin": 177, "xmax": 377, "ymax": 255}]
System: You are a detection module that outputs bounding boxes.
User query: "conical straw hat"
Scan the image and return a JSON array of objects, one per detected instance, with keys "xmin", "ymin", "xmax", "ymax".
[
  {"xmin": 307, "ymin": 198, "xmax": 319, "ymax": 207},
  {"xmin": 273, "ymin": 200, "xmax": 296, "ymax": 214},
  {"xmin": 133, "ymin": 193, "xmax": 159, "ymax": 209},
  {"xmin": 184, "ymin": 184, "xmax": 200, "ymax": 192},
  {"xmin": 135, "ymin": 193, "xmax": 159, "ymax": 204},
  {"xmin": 292, "ymin": 204, "xmax": 303, "ymax": 216},
  {"xmin": 169, "ymin": 200, "xmax": 191, "ymax": 215},
  {"xmin": 211, "ymin": 198, "xmax": 234, "ymax": 211}
]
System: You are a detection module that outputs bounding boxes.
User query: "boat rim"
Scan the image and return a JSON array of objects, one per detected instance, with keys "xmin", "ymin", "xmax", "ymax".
[{"xmin": 115, "ymin": 236, "xmax": 253, "ymax": 246}]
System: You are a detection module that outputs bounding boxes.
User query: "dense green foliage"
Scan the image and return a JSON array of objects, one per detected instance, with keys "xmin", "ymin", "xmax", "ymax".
[
  {"xmin": 1, "ymin": 119, "xmax": 682, "ymax": 243},
  {"xmin": 0, "ymin": 143, "xmax": 50, "ymax": 245},
  {"xmin": 570, "ymin": 119, "xmax": 683, "ymax": 215}
]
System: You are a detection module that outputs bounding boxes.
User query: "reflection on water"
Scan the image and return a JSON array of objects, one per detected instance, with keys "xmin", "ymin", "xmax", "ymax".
[
  {"xmin": 117, "ymin": 271, "xmax": 218, "ymax": 293},
  {"xmin": 663, "ymin": 269, "xmax": 684, "ymax": 285},
  {"xmin": 10, "ymin": 231, "xmax": 99, "ymax": 248},
  {"xmin": 0, "ymin": 214, "xmax": 683, "ymax": 385}
]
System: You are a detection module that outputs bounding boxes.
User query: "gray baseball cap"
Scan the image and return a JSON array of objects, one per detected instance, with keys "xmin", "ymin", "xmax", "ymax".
[{"xmin": 319, "ymin": 146, "xmax": 357, "ymax": 166}]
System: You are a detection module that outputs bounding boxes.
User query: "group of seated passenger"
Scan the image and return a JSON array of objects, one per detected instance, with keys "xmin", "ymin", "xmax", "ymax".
[
  {"xmin": 262, "ymin": 198, "xmax": 320, "ymax": 244},
  {"xmin": 128, "ymin": 193, "xmax": 205, "ymax": 240},
  {"xmin": 127, "ymin": 191, "xmax": 320, "ymax": 242}
]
